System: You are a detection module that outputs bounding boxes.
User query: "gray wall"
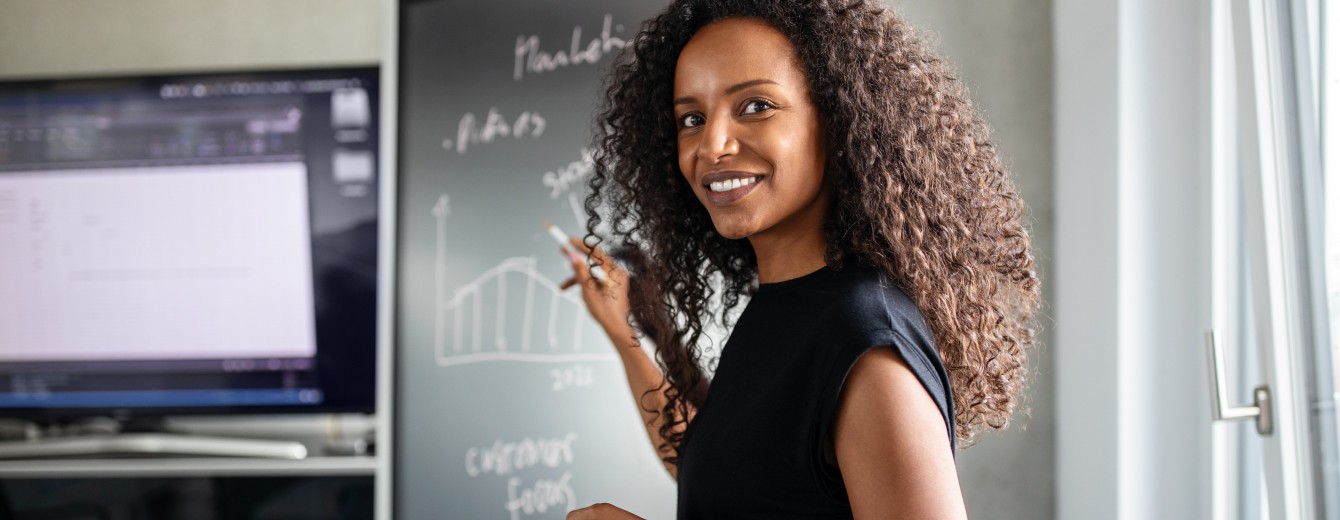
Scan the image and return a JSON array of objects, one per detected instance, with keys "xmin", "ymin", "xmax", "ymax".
[
  {"xmin": 0, "ymin": 1, "xmax": 1055, "ymax": 518},
  {"xmin": 888, "ymin": 2, "xmax": 1055, "ymax": 519}
]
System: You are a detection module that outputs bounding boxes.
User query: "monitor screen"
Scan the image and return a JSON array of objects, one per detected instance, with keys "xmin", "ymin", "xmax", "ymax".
[{"xmin": 0, "ymin": 67, "xmax": 380, "ymax": 417}]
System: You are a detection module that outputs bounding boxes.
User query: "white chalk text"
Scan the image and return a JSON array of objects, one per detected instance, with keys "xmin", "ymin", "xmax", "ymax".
[{"xmin": 514, "ymin": 15, "xmax": 626, "ymax": 82}]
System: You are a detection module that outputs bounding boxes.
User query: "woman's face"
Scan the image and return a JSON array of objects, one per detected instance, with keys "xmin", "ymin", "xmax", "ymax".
[{"xmin": 673, "ymin": 18, "xmax": 828, "ymax": 242}]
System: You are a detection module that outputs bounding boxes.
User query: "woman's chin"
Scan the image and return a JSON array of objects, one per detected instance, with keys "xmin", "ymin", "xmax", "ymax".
[{"xmin": 709, "ymin": 218, "xmax": 756, "ymax": 240}]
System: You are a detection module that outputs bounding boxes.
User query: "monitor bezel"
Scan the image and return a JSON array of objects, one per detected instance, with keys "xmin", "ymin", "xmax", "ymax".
[{"xmin": 0, "ymin": 65, "xmax": 383, "ymax": 419}]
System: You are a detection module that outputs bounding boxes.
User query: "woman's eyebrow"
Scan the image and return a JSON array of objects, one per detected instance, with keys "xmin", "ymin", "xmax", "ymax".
[
  {"xmin": 724, "ymin": 78, "xmax": 778, "ymax": 95},
  {"xmin": 673, "ymin": 79, "xmax": 780, "ymax": 106}
]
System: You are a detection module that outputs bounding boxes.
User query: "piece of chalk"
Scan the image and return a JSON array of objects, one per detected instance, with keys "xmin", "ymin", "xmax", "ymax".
[{"xmin": 545, "ymin": 223, "xmax": 610, "ymax": 286}]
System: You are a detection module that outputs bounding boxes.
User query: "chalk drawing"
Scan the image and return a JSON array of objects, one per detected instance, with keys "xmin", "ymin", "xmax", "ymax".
[{"xmin": 433, "ymin": 192, "xmax": 616, "ymax": 367}]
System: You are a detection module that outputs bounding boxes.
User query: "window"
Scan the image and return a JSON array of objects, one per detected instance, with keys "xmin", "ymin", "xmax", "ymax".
[{"xmin": 1210, "ymin": 0, "xmax": 1331, "ymax": 518}]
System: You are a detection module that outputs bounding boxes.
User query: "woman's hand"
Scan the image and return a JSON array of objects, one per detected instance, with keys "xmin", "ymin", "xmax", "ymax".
[
  {"xmin": 560, "ymin": 237, "xmax": 634, "ymax": 341},
  {"xmin": 567, "ymin": 503, "xmax": 644, "ymax": 520}
]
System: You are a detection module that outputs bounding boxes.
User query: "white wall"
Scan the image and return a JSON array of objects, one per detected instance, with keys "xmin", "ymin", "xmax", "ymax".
[
  {"xmin": 0, "ymin": 1, "xmax": 1058, "ymax": 518},
  {"xmin": 1054, "ymin": 0, "xmax": 1213, "ymax": 518},
  {"xmin": 0, "ymin": 0, "xmax": 380, "ymax": 79}
]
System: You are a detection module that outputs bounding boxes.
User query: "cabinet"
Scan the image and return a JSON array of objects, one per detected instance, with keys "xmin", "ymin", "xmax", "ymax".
[
  {"xmin": 0, "ymin": 458, "xmax": 375, "ymax": 520},
  {"xmin": 0, "ymin": 415, "xmax": 380, "ymax": 519}
]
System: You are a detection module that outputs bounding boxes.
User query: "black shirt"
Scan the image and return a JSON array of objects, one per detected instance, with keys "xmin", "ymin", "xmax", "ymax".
[{"xmin": 676, "ymin": 263, "xmax": 955, "ymax": 519}]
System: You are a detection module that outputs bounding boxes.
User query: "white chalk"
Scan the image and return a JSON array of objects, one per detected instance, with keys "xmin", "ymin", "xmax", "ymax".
[{"xmin": 546, "ymin": 223, "xmax": 610, "ymax": 286}]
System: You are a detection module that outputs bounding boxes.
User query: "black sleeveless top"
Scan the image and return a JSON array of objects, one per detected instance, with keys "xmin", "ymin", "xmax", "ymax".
[{"xmin": 676, "ymin": 263, "xmax": 954, "ymax": 518}]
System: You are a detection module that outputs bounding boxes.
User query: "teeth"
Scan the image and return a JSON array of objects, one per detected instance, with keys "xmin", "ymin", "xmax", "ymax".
[{"xmin": 708, "ymin": 176, "xmax": 758, "ymax": 193}]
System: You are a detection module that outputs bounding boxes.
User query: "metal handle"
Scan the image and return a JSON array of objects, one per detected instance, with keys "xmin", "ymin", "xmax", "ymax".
[{"xmin": 1206, "ymin": 329, "xmax": 1272, "ymax": 435}]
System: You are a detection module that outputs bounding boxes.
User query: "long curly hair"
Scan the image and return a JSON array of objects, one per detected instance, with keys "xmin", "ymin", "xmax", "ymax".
[{"xmin": 584, "ymin": 0, "xmax": 1040, "ymax": 466}]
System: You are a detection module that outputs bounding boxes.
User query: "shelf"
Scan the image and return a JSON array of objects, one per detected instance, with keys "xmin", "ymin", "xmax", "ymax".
[{"xmin": 0, "ymin": 455, "xmax": 377, "ymax": 478}]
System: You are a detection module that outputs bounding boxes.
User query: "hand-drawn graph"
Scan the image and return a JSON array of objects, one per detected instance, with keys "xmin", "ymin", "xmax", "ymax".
[{"xmin": 433, "ymin": 193, "xmax": 617, "ymax": 367}]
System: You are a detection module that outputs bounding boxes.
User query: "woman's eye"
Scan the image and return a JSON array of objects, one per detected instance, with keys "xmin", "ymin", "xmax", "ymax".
[
  {"xmin": 742, "ymin": 100, "xmax": 775, "ymax": 115},
  {"xmin": 678, "ymin": 113, "xmax": 704, "ymax": 128}
]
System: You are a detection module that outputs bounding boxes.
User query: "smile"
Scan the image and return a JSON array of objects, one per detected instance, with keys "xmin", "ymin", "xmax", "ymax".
[
  {"xmin": 700, "ymin": 173, "xmax": 765, "ymax": 205},
  {"xmin": 708, "ymin": 176, "xmax": 761, "ymax": 193}
]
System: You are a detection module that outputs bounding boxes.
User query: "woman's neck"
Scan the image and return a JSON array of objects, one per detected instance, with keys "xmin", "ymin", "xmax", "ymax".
[
  {"xmin": 744, "ymin": 178, "xmax": 831, "ymax": 283},
  {"xmin": 749, "ymin": 218, "xmax": 828, "ymax": 284}
]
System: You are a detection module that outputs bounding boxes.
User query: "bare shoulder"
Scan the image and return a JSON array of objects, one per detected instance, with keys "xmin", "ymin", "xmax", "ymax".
[
  {"xmin": 834, "ymin": 347, "xmax": 966, "ymax": 519},
  {"xmin": 835, "ymin": 348, "xmax": 951, "ymax": 464}
]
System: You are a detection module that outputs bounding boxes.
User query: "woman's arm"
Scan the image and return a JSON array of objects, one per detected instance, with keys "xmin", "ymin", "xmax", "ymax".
[
  {"xmin": 834, "ymin": 347, "xmax": 966, "ymax": 519},
  {"xmin": 562, "ymin": 238, "xmax": 685, "ymax": 478}
]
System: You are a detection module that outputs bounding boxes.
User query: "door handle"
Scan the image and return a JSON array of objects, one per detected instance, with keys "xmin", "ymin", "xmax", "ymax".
[{"xmin": 1206, "ymin": 329, "xmax": 1273, "ymax": 435}]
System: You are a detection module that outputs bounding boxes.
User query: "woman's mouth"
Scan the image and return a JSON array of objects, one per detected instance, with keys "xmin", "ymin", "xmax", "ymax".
[{"xmin": 702, "ymin": 174, "xmax": 764, "ymax": 206}]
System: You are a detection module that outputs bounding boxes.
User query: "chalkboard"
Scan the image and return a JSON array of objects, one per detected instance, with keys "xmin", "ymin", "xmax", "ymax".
[{"xmin": 395, "ymin": 1, "xmax": 676, "ymax": 518}]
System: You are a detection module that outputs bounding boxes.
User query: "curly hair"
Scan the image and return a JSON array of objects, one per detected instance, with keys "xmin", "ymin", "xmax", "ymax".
[{"xmin": 584, "ymin": 0, "xmax": 1040, "ymax": 466}]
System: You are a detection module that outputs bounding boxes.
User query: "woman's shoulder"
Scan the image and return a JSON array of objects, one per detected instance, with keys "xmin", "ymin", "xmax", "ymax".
[
  {"xmin": 814, "ymin": 262, "xmax": 958, "ymax": 456},
  {"xmin": 822, "ymin": 263, "xmax": 930, "ymax": 339}
]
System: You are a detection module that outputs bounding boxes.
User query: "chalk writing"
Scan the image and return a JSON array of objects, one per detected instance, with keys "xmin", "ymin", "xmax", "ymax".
[
  {"xmin": 442, "ymin": 108, "xmax": 546, "ymax": 155},
  {"xmin": 463, "ymin": 434, "xmax": 580, "ymax": 520},
  {"xmin": 539, "ymin": 149, "xmax": 611, "ymax": 244},
  {"xmin": 550, "ymin": 364, "xmax": 595, "ymax": 392},
  {"xmin": 541, "ymin": 148, "xmax": 594, "ymax": 200},
  {"xmin": 506, "ymin": 473, "xmax": 576, "ymax": 520},
  {"xmin": 514, "ymin": 14, "xmax": 627, "ymax": 82},
  {"xmin": 465, "ymin": 433, "xmax": 578, "ymax": 477}
]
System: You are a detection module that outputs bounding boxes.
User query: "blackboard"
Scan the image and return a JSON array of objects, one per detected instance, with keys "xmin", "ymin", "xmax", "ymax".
[{"xmin": 395, "ymin": 1, "xmax": 676, "ymax": 518}]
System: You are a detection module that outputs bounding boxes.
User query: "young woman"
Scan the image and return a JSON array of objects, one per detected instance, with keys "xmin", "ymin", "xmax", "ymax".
[{"xmin": 562, "ymin": 1, "xmax": 1038, "ymax": 517}]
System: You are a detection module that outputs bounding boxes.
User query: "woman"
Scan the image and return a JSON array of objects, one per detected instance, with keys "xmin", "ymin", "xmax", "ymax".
[{"xmin": 563, "ymin": 0, "xmax": 1038, "ymax": 517}]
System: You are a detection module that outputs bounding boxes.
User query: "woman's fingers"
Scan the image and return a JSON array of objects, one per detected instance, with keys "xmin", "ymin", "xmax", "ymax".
[
  {"xmin": 564, "ymin": 238, "xmax": 627, "ymax": 292},
  {"xmin": 566, "ymin": 503, "xmax": 643, "ymax": 519},
  {"xmin": 568, "ymin": 237, "xmax": 617, "ymax": 271},
  {"xmin": 560, "ymin": 246, "xmax": 605, "ymax": 293},
  {"xmin": 561, "ymin": 246, "xmax": 590, "ymax": 276},
  {"xmin": 556, "ymin": 238, "xmax": 633, "ymax": 339},
  {"xmin": 568, "ymin": 236, "xmax": 594, "ymax": 254}
]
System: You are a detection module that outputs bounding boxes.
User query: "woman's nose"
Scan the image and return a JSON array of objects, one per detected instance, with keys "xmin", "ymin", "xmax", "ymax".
[{"xmin": 698, "ymin": 116, "xmax": 739, "ymax": 164}]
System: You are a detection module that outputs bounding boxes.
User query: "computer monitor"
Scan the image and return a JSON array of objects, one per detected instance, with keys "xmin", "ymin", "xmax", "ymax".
[{"xmin": 0, "ymin": 67, "xmax": 380, "ymax": 426}]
